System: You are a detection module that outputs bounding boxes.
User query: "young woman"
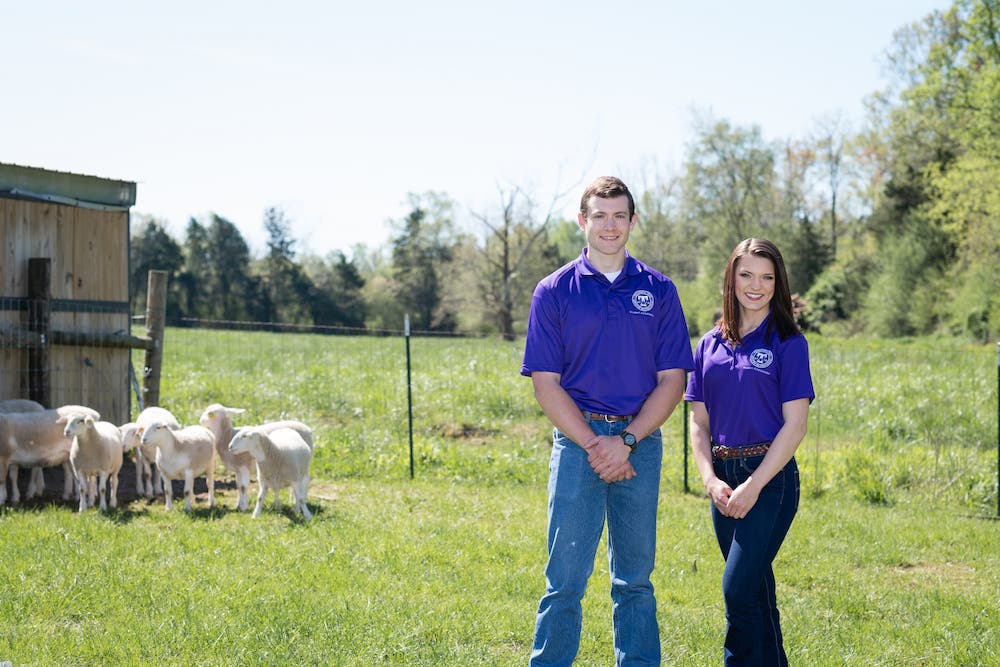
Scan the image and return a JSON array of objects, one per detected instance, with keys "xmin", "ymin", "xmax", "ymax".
[{"xmin": 685, "ymin": 238, "xmax": 814, "ymax": 666}]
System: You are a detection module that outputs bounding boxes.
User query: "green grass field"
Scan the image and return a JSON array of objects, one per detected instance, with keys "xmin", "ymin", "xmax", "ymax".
[{"xmin": 1, "ymin": 331, "xmax": 997, "ymax": 665}]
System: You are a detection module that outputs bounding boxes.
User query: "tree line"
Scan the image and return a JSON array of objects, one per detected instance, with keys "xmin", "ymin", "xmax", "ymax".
[{"xmin": 131, "ymin": 0, "xmax": 998, "ymax": 342}]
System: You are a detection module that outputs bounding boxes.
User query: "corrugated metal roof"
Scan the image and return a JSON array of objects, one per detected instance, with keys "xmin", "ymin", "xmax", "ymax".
[{"xmin": 0, "ymin": 162, "xmax": 136, "ymax": 210}]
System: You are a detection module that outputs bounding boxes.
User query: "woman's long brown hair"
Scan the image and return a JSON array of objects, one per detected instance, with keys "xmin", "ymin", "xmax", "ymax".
[{"xmin": 718, "ymin": 238, "xmax": 799, "ymax": 344}]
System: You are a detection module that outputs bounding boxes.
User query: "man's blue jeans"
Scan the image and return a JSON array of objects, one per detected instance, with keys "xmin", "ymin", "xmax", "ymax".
[
  {"xmin": 529, "ymin": 419, "xmax": 663, "ymax": 667},
  {"xmin": 711, "ymin": 454, "xmax": 799, "ymax": 666}
]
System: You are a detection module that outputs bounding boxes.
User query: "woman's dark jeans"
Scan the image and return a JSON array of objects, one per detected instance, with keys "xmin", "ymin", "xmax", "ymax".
[{"xmin": 711, "ymin": 455, "xmax": 799, "ymax": 666}]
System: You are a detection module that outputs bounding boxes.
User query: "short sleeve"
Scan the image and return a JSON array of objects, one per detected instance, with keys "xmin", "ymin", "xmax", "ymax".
[{"xmin": 779, "ymin": 335, "xmax": 815, "ymax": 404}]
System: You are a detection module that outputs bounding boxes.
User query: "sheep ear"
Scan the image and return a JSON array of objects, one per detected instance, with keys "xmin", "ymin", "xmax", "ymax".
[
  {"xmin": 56, "ymin": 415, "xmax": 68, "ymax": 425},
  {"xmin": 228, "ymin": 407, "xmax": 246, "ymax": 415},
  {"xmin": 85, "ymin": 416, "xmax": 94, "ymax": 425}
]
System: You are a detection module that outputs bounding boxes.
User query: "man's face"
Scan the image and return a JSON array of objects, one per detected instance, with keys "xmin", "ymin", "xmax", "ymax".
[{"xmin": 578, "ymin": 195, "xmax": 636, "ymax": 261}]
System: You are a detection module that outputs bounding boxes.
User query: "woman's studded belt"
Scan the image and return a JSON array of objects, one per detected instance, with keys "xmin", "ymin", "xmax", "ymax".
[{"xmin": 711, "ymin": 442, "xmax": 772, "ymax": 460}]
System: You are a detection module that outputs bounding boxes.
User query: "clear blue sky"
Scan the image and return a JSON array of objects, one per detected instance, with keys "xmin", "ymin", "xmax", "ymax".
[{"xmin": 1, "ymin": 0, "xmax": 948, "ymax": 258}]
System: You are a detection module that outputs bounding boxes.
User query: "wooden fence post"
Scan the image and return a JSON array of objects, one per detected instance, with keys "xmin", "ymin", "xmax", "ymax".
[
  {"xmin": 142, "ymin": 270, "xmax": 167, "ymax": 408},
  {"xmin": 27, "ymin": 258, "xmax": 51, "ymax": 408}
]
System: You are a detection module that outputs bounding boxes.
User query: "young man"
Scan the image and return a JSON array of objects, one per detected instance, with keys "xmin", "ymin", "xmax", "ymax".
[{"xmin": 522, "ymin": 176, "xmax": 694, "ymax": 666}]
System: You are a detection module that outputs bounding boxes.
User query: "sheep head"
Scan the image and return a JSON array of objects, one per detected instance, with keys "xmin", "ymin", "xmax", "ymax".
[
  {"xmin": 228, "ymin": 428, "xmax": 263, "ymax": 457},
  {"xmin": 63, "ymin": 413, "xmax": 95, "ymax": 437},
  {"xmin": 199, "ymin": 403, "xmax": 246, "ymax": 430},
  {"xmin": 119, "ymin": 423, "xmax": 140, "ymax": 451},
  {"xmin": 140, "ymin": 421, "xmax": 170, "ymax": 446}
]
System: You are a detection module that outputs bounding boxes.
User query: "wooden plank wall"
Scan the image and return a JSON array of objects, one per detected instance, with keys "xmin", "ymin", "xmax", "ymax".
[{"xmin": 0, "ymin": 197, "xmax": 130, "ymax": 423}]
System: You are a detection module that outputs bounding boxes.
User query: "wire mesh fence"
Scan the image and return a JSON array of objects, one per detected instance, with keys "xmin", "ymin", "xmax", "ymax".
[{"xmin": 1, "ymin": 310, "xmax": 996, "ymax": 511}]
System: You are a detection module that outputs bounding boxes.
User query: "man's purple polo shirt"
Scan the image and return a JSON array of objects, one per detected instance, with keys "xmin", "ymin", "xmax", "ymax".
[
  {"xmin": 684, "ymin": 315, "xmax": 814, "ymax": 446},
  {"xmin": 521, "ymin": 249, "xmax": 694, "ymax": 417}
]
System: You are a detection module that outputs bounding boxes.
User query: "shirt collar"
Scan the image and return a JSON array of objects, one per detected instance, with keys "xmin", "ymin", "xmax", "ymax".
[{"xmin": 576, "ymin": 248, "xmax": 641, "ymax": 278}]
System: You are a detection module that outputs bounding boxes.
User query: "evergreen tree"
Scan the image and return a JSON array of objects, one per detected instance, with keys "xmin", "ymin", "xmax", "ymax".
[
  {"xmin": 389, "ymin": 193, "xmax": 456, "ymax": 332},
  {"xmin": 260, "ymin": 207, "xmax": 312, "ymax": 324},
  {"xmin": 206, "ymin": 214, "xmax": 261, "ymax": 321},
  {"xmin": 129, "ymin": 216, "xmax": 184, "ymax": 322},
  {"xmin": 301, "ymin": 251, "xmax": 367, "ymax": 329},
  {"xmin": 178, "ymin": 218, "xmax": 212, "ymax": 321}
]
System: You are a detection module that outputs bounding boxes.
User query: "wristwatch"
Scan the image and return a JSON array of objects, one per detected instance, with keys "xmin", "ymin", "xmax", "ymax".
[{"xmin": 620, "ymin": 431, "xmax": 637, "ymax": 454}]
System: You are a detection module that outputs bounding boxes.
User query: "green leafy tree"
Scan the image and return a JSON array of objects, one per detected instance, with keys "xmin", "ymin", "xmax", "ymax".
[
  {"xmin": 177, "ymin": 218, "xmax": 212, "ymax": 320},
  {"xmin": 631, "ymin": 171, "xmax": 700, "ymax": 281},
  {"xmin": 302, "ymin": 251, "xmax": 367, "ymax": 329},
  {"xmin": 129, "ymin": 215, "xmax": 184, "ymax": 322},
  {"xmin": 207, "ymin": 214, "xmax": 265, "ymax": 321},
  {"xmin": 468, "ymin": 185, "xmax": 569, "ymax": 340},
  {"xmin": 260, "ymin": 207, "xmax": 313, "ymax": 325},
  {"xmin": 389, "ymin": 193, "xmax": 457, "ymax": 332},
  {"xmin": 858, "ymin": 0, "xmax": 999, "ymax": 338},
  {"xmin": 681, "ymin": 116, "xmax": 779, "ymax": 271},
  {"xmin": 546, "ymin": 218, "xmax": 585, "ymax": 266}
]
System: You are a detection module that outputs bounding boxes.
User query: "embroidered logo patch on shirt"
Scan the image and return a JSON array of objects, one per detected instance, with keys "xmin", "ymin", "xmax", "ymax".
[
  {"xmin": 631, "ymin": 290, "xmax": 654, "ymax": 313},
  {"xmin": 749, "ymin": 348, "xmax": 774, "ymax": 369}
]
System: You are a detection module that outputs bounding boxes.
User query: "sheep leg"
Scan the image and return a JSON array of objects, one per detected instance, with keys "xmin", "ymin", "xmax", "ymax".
[
  {"xmin": 109, "ymin": 471, "xmax": 118, "ymax": 509},
  {"xmin": 183, "ymin": 469, "xmax": 194, "ymax": 511},
  {"xmin": 206, "ymin": 462, "xmax": 215, "ymax": 509},
  {"xmin": 97, "ymin": 471, "xmax": 108, "ymax": 511},
  {"xmin": 144, "ymin": 460, "xmax": 155, "ymax": 498},
  {"xmin": 76, "ymin": 472, "xmax": 88, "ymax": 512},
  {"xmin": 62, "ymin": 462, "xmax": 75, "ymax": 500},
  {"xmin": 27, "ymin": 466, "xmax": 43, "ymax": 499},
  {"xmin": 236, "ymin": 465, "xmax": 250, "ymax": 511},
  {"xmin": 153, "ymin": 464, "xmax": 163, "ymax": 496},
  {"xmin": 0, "ymin": 461, "xmax": 7, "ymax": 505},
  {"xmin": 163, "ymin": 473, "xmax": 174, "ymax": 511},
  {"xmin": 252, "ymin": 481, "xmax": 266, "ymax": 518},
  {"xmin": 134, "ymin": 454, "xmax": 145, "ymax": 497},
  {"xmin": 294, "ymin": 479, "xmax": 312, "ymax": 520},
  {"xmin": 8, "ymin": 464, "xmax": 20, "ymax": 505},
  {"xmin": 87, "ymin": 476, "xmax": 98, "ymax": 508}
]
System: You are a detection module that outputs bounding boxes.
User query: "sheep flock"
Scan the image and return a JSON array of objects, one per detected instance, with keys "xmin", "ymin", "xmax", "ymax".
[{"xmin": 0, "ymin": 400, "xmax": 314, "ymax": 520}]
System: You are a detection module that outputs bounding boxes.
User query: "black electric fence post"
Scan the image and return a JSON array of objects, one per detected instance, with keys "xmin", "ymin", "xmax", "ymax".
[
  {"xmin": 683, "ymin": 399, "xmax": 689, "ymax": 493},
  {"xmin": 996, "ymin": 342, "xmax": 999, "ymax": 517},
  {"xmin": 406, "ymin": 315, "xmax": 414, "ymax": 480}
]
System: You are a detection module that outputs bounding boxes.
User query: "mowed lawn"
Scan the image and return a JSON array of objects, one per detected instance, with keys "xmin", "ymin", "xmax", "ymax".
[{"xmin": 1, "ymin": 331, "xmax": 997, "ymax": 665}]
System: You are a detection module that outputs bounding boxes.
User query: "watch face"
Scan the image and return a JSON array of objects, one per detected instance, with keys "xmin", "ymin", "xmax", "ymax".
[{"xmin": 623, "ymin": 432, "xmax": 636, "ymax": 447}]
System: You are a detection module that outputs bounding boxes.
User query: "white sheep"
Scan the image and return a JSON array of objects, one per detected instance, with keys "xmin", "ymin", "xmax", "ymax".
[
  {"xmin": 140, "ymin": 421, "xmax": 216, "ymax": 512},
  {"xmin": 63, "ymin": 414, "xmax": 124, "ymax": 512},
  {"xmin": 126, "ymin": 406, "xmax": 181, "ymax": 498},
  {"xmin": 228, "ymin": 427, "xmax": 312, "ymax": 520},
  {"xmin": 0, "ymin": 398, "xmax": 45, "ymax": 413},
  {"xmin": 198, "ymin": 404, "xmax": 253, "ymax": 511},
  {"xmin": 0, "ymin": 405, "xmax": 99, "ymax": 505},
  {"xmin": 0, "ymin": 398, "xmax": 50, "ymax": 500},
  {"xmin": 198, "ymin": 403, "xmax": 315, "ymax": 511}
]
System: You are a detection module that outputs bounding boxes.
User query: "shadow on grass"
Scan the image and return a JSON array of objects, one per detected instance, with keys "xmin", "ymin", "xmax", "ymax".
[{"xmin": 244, "ymin": 500, "xmax": 327, "ymax": 526}]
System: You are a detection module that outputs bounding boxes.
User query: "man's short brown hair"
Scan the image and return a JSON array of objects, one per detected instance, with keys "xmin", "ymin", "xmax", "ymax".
[{"xmin": 579, "ymin": 176, "xmax": 635, "ymax": 219}]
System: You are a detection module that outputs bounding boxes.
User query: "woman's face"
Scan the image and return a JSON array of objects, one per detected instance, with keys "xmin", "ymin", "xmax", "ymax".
[{"xmin": 733, "ymin": 254, "xmax": 775, "ymax": 318}]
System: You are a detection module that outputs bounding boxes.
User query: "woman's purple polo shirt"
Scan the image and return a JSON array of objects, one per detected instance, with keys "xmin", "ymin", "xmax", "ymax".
[
  {"xmin": 685, "ymin": 316, "xmax": 814, "ymax": 447},
  {"xmin": 521, "ymin": 250, "xmax": 694, "ymax": 417}
]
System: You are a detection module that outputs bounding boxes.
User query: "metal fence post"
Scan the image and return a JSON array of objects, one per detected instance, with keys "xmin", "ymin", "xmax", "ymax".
[
  {"xmin": 683, "ymin": 399, "xmax": 689, "ymax": 493},
  {"xmin": 406, "ymin": 315, "xmax": 414, "ymax": 480}
]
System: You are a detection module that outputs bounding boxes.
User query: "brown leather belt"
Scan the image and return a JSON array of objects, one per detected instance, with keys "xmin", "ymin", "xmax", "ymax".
[
  {"xmin": 582, "ymin": 410, "xmax": 634, "ymax": 422},
  {"xmin": 711, "ymin": 442, "xmax": 772, "ymax": 460}
]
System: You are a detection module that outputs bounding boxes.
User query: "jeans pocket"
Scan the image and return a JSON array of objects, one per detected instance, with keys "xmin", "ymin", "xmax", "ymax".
[{"xmin": 738, "ymin": 456, "xmax": 759, "ymax": 475}]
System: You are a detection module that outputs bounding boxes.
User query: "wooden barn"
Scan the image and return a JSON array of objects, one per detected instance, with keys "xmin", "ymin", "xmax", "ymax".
[{"xmin": 0, "ymin": 162, "xmax": 139, "ymax": 425}]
